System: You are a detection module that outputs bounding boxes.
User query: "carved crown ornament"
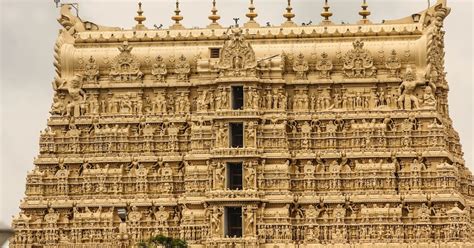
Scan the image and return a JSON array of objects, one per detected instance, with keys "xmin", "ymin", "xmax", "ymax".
[
  {"xmin": 342, "ymin": 39, "xmax": 377, "ymax": 78},
  {"xmin": 109, "ymin": 41, "xmax": 144, "ymax": 82},
  {"xmin": 217, "ymin": 27, "xmax": 258, "ymax": 78}
]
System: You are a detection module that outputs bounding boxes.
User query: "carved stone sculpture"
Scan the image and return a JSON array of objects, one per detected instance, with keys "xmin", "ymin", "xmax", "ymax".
[
  {"xmin": 293, "ymin": 53, "xmax": 309, "ymax": 80},
  {"xmin": 12, "ymin": 2, "xmax": 474, "ymax": 247},
  {"xmin": 316, "ymin": 52, "xmax": 333, "ymax": 79},
  {"xmin": 343, "ymin": 39, "xmax": 377, "ymax": 78},
  {"xmin": 385, "ymin": 50, "xmax": 402, "ymax": 78},
  {"xmin": 217, "ymin": 27, "xmax": 257, "ymax": 77},
  {"xmin": 109, "ymin": 41, "xmax": 143, "ymax": 82},
  {"xmin": 151, "ymin": 55, "xmax": 168, "ymax": 82},
  {"xmin": 397, "ymin": 66, "xmax": 430, "ymax": 110},
  {"xmin": 65, "ymin": 75, "xmax": 85, "ymax": 117},
  {"xmin": 175, "ymin": 55, "xmax": 191, "ymax": 82},
  {"xmin": 83, "ymin": 56, "xmax": 100, "ymax": 83}
]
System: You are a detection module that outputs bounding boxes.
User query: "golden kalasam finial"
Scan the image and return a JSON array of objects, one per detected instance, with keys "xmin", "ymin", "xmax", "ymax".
[
  {"xmin": 244, "ymin": 0, "xmax": 259, "ymax": 28},
  {"xmin": 208, "ymin": 0, "xmax": 221, "ymax": 28},
  {"xmin": 320, "ymin": 0, "xmax": 333, "ymax": 25},
  {"xmin": 358, "ymin": 0, "xmax": 372, "ymax": 24},
  {"xmin": 282, "ymin": 0, "xmax": 296, "ymax": 26},
  {"xmin": 171, "ymin": 0, "xmax": 184, "ymax": 29},
  {"xmin": 134, "ymin": 2, "xmax": 147, "ymax": 30}
]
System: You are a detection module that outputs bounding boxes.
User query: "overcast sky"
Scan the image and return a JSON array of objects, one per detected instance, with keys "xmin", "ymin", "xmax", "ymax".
[{"xmin": 1, "ymin": 0, "xmax": 473, "ymax": 233}]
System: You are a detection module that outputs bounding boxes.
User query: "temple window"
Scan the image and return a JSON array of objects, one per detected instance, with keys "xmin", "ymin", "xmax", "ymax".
[
  {"xmin": 225, "ymin": 207, "xmax": 243, "ymax": 237},
  {"xmin": 229, "ymin": 123, "xmax": 244, "ymax": 148},
  {"xmin": 210, "ymin": 47, "xmax": 221, "ymax": 58},
  {"xmin": 227, "ymin": 162, "xmax": 243, "ymax": 190},
  {"xmin": 231, "ymin": 86, "xmax": 244, "ymax": 110}
]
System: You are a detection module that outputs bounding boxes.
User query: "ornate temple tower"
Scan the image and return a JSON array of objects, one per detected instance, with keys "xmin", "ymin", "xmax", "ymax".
[{"xmin": 10, "ymin": 0, "xmax": 474, "ymax": 247}]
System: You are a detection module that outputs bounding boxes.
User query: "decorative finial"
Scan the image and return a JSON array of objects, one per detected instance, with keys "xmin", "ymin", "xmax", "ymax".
[
  {"xmin": 282, "ymin": 0, "xmax": 296, "ymax": 27},
  {"xmin": 233, "ymin": 18, "xmax": 240, "ymax": 27},
  {"xmin": 358, "ymin": 0, "xmax": 372, "ymax": 24},
  {"xmin": 171, "ymin": 0, "xmax": 184, "ymax": 29},
  {"xmin": 244, "ymin": 0, "xmax": 260, "ymax": 28},
  {"xmin": 208, "ymin": 0, "xmax": 221, "ymax": 28},
  {"xmin": 134, "ymin": 2, "xmax": 147, "ymax": 30},
  {"xmin": 320, "ymin": 0, "xmax": 333, "ymax": 25}
]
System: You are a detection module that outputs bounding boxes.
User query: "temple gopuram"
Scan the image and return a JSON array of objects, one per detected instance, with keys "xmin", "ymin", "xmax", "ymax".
[{"xmin": 10, "ymin": 0, "xmax": 474, "ymax": 247}]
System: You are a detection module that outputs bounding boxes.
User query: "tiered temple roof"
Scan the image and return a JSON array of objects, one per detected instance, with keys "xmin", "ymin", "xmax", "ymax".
[{"xmin": 10, "ymin": 1, "xmax": 474, "ymax": 247}]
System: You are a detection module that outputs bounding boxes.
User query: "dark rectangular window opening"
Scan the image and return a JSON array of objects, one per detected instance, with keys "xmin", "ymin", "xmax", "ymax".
[
  {"xmin": 230, "ymin": 123, "xmax": 244, "ymax": 148},
  {"xmin": 231, "ymin": 86, "xmax": 244, "ymax": 110},
  {"xmin": 227, "ymin": 162, "xmax": 243, "ymax": 190},
  {"xmin": 225, "ymin": 207, "xmax": 243, "ymax": 237},
  {"xmin": 210, "ymin": 48, "xmax": 221, "ymax": 58}
]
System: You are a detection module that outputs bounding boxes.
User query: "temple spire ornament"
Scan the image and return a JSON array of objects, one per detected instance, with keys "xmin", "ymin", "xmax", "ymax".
[
  {"xmin": 320, "ymin": 0, "xmax": 333, "ymax": 25},
  {"xmin": 282, "ymin": 0, "xmax": 296, "ymax": 27},
  {"xmin": 244, "ymin": 0, "xmax": 260, "ymax": 28},
  {"xmin": 133, "ymin": 2, "xmax": 147, "ymax": 30},
  {"xmin": 171, "ymin": 0, "xmax": 184, "ymax": 29},
  {"xmin": 358, "ymin": 0, "xmax": 372, "ymax": 24},
  {"xmin": 207, "ymin": 0, "xmax": 222, "ymax": 28}
]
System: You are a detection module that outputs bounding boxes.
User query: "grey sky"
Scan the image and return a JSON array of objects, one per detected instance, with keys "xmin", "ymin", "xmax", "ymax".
[{"xmin": 1, "ymin": 0, "xmax": 473, "ymax": 231}]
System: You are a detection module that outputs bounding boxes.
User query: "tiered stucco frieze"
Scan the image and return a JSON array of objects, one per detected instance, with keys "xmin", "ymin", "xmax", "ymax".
[{"xmin": 10, "ymin": 1, "xmax": 474, "ymax": 247}]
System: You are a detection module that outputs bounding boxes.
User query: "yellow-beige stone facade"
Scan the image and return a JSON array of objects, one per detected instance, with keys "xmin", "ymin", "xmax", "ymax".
[{"xmin": 10, "ymin": 0, "xmax": 474, "ymax": 247}]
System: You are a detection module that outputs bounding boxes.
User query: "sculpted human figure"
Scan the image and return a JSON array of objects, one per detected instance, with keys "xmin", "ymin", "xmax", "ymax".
[
  {"xmin": 79, "ymin": 159, "xmax": 92, "ymax": 176},
  {"xmin": 84, "ymin": 56, "xmax": 100, "ymax": 83},
  {"xmin": 174, "ymin": 92, "xmax": 185, "ymax": 113},
  {"xmin": 331, "ymin": 93, "xmax": 342, "ymax": 109},
  {"xmin": 279, "ymin": 92, "xmax": 287, "ymax": 110},
  {"xmin": 329, "ymin": 160, "xmax": 341, "ymax": 174},
  {"xmin": 221, "ymin": 88, "xmax": 229, "ymax": 109},
  {"xmin": 120, "ymin": 94, "xmax": 133, "ymax": 114},
  {"xmin": 153, "ymin": 92, "xmax": 167, "ymax": 114},
  {"xmin": 265, "ymin": 90, "xmax": 273, "ymax": 109},
  {"xmin": 127, "ymin": 157, "xmax": 140, "ymax": 171},
  {"xmin": 215, "ymin": 162, "xmax": 225, "ymax": 189},
  {"xmin": 376, "ymin": 89, "xmax": 387, "ymax": 107},
  {"xmin": 197, "ymin": 89, "xmax": 208, "ymax": 111},
  {"xmin": 245, "ymin": 162, "xmax": 256, "ymax": 190},
  {"xmin": 245, "ymin": 208, "xmax": 255, "ymax": 235},
  {"xmin": 44, "ymin": 207, "xmax": 60, "ymax": 226},
  {"xmin": 251, "ymin": 89, "xmax": 259, "ymax": 109},
  {"xmin": 66, "ymin": 75, "xmax": 85, "ymax": 117},
  {"xmin": 316, "ymin": 52, "xmax": 333, "ymax": 79},
  {"xmin": 385, "ymin": 50, "xmax": 402, "ymax": 78},
  {"xmin": 422, "ymin": 86, "xmax": 437, "ymax": 109},
  {"xmin": 151, "ymin": 55, "xmax": 168, "ymax": 82},
  {"xmin": 157, "ymin": 162, "xmax": 173, "ymax": 179},
  {"xmin": 208, "ymin": 90, "xmax": 215, "ymax": 110},
  {"xmin": 355, "ymin": 92, "xmax": 363, "ymax": 109},
  {"xmin": 211, "ymin": 206, "xmax": 223, "ymax": 236},
  {"xmin": 397, "ymin": 66, "xmax": 430, "ymax": 110},
  {"xmin": 154, "ymin": 206, "xmax": 169, "ymax": 226},
  {"xmin": 293, "ymin": 53, "xmax": 309, "ymax": 80},
  {"xmin": 216, "ymin": 123, "xmax": 228, "ymax": 147},
  {"xmin": 50, "ymin": 93, "xmax": 66, "ymax": 116},
  {"xmin": 87, "ymin": 94, "xmax": 100, "ymax": 115},
  {"xmin": 315, "ymin": 155, "xmax": 326, "ymax": 173},
  {"xmin": 175, "ymin": 55, "xmax": 191, "ymax": 82},
  {"xmin": 310, "ymin": 95, "xmax": 316, "ymax": 110},
  {"xmin": 304, "ymin": 160, "xmax": 315, "ymax": 176},
  {"xmin": 245, "ymin": 122, "xmax": 257, "ymax": 148}
]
